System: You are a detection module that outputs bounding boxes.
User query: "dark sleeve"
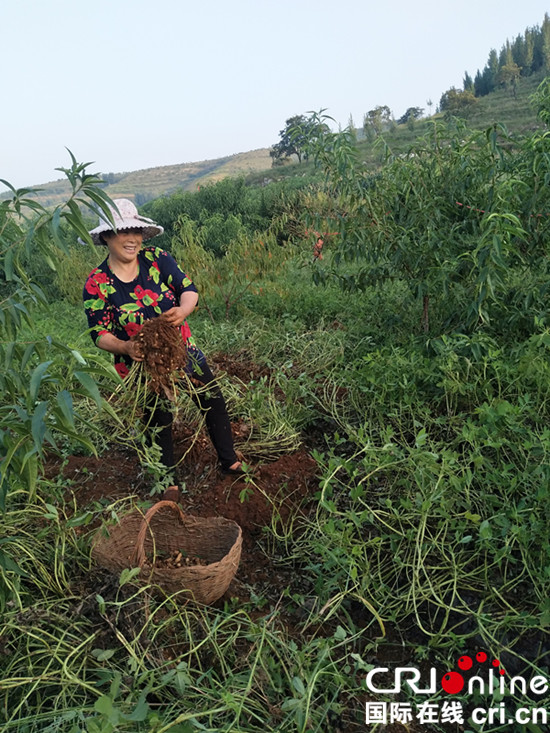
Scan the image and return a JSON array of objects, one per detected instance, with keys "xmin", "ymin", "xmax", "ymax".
[{"xmin": 82, "ymin": 268, "xmax": 116, "ymax": 345}]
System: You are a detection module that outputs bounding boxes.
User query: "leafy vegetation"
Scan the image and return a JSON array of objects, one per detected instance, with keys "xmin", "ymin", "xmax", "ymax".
[
  {"xmin": 0, "ymin": 154, "xmax": 121, "ymax": 509},
  {"xmin": 469, "ymin": 13, "xmax": 550, "ymax": 98},
  {"xmin": 140, "ymin": 175, "xmax": 311, "ymax": 254},
  {"xmin": 2, "ymin": 69, "xmax": 550, "ymax": 733},
  {"xmin": 269, "ymin": 115, "xmax": 330, "ymax": 166}
]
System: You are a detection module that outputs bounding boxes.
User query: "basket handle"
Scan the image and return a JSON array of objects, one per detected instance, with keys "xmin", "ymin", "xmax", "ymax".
[{"xmin": 132, "ymin": 500, "xmax": 188, "ymax": 567}]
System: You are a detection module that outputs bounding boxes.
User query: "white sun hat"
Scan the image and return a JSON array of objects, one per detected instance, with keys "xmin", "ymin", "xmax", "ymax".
[{"xmin": 86, "ymin": 198, "xmax": 164, "ymax": 245}]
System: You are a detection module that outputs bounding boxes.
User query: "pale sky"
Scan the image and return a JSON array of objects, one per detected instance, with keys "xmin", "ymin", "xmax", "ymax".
[{"xmin": 2, "ymin": 0, "xmax": 549, "ymax": 189}]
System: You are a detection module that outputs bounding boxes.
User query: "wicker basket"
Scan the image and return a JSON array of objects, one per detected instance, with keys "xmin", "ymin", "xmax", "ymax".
[{"xmin": 92, "ymin": 500, "xmax": 242, "ymax": 604}]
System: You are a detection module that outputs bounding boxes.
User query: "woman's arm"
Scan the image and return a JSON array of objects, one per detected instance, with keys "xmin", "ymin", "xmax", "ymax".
[
  {"xmin": 96, "ymin": 332, "xmax": 144, "ymax": 361},
  {"xmin": 162, "ymin": 290, "xmax": 199, "ymax": 326}
]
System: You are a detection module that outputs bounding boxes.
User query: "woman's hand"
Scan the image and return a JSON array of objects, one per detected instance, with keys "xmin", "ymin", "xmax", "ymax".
[
  {"xmin": 125, "ymin": 339, "xmax": 144, "ymax": 361},
  {"xmin": 97, "ymin": 332, "xmax": 143, "ymax": 361},
  {"xmin": 162, "ymin": 306, "xmax": 186, "ymax": 327},
  {"xmin": 163, "ymin": 292, "xmax": 198, "ymax": 326}
]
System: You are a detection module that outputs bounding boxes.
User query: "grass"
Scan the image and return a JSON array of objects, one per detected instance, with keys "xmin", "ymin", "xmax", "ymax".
[
  {"xmin": 4, "ymin": 94, "xmax": 550, "ymax": 730},
  {"xmin": 3, "ymin": 249, "xmax": 550, "ymax": 730},
  {"xmin": 20, "ymin": 301, "xmax": 100, "ymax": 352}
]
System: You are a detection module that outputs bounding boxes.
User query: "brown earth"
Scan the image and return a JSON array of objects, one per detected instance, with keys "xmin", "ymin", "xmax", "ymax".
[
  {"xmin": 40, "ymin": 349, "xmax": 460, "ymax": 732},
  {"xmin": 46, "ymin": 442, "xmax": 319, "ymax": 599},
  {"xmin": 44, "ymin": 348, "xmax": 321, "ymax": 607}
]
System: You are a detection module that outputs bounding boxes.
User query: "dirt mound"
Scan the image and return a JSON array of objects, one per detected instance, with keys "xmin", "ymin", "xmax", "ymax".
[
  {"xmin": 44, "ymin": 450, "xmax": 148, "ymax": 505},
  {"xmin": 180, "ymin": 449, "xmax": 318, "ymax": 542}
]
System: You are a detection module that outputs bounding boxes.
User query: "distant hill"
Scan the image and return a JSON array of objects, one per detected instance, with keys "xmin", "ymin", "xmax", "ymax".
[
  {"xmin": 247, "ymin": 72, "xmax": 547, "ymax": 185},
  {"xmin": 11, "ymin": 70, "xmax": 548, "ymax": 210},
  {"xmin": 20, "ymin": 148, "xmax": 272, "ymax": 209}
]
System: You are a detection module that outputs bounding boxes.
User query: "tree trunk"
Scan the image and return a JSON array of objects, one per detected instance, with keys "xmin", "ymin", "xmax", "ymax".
[{"xmin": 422, "ymin": 295, "xmax": 430, "ymax": 333}]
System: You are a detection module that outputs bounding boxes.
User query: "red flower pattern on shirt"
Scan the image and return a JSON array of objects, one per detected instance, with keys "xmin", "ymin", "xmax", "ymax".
[
  {"xmin": 124, "ymin": 322, "xmax": 142, "ymax": 338},
  {"xmin": 132, "ymin": 285, "xmax": 159, "ymax": 308},
  {"xmin": 114, "ymin": 362, "xmax": 130, "ymax": 378},
  {"xmin": 85, "ymin": 271, "xmax": 111, "ymax": 299}
]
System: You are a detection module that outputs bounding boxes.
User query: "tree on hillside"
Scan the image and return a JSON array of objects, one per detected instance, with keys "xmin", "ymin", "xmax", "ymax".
[
  {"xmin": 498, "ymin": 40, "xmax": 514, "ymax": 69},
  {"xmin": 363, "ymin": 105, "xmax": 392, "ymax": 138},
  {"xmin": 270, "ymin": 115, "xmax": 327, "ymax": 166},
  {"xmin": 466, "ymin": 14, "xmax": 550, "ymax": 98},
  {"xmin": 510, "ymin": 31, "xmax": 534, "ymax": 75},
  {"xmin": 523, "ymin": 28, "xmax": 535, "ymax": 73},
  {"xmin": 497, "ymin": 62, "xmax": 521, "ymax": 97},
  {"xmin": 396, "ymin": 107, "xmax": 424, "ymax": 126},
  {"xmin": 348, "ymin": 114, "xmax": 357, "ymax": 141},
  {"xmin": 473, "ymin": 69, "xmax": 486, "ymax": 97},
  {"xmin": 475, "ymin": 48, "xmax": 499, "ymax": 97},
  {"xmin": 463, "ymin": 71, "xmax": 474, "ymax": 94},
  {"xmin": 542, "ymin": 12, "xmax": 550, "ymax": 72},
  {"xmin": 439, "ymin": 87, "xmax": 478, "ymax": 118}
]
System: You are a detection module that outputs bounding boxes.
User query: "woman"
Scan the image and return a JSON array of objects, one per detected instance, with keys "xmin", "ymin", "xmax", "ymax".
[{"xmin": 82, "ymin": 198, "xmax": 243, "ymax": 476}]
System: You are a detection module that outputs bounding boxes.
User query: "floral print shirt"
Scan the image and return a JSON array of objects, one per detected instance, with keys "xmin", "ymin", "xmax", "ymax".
[{"xmin": 83, "ymin": 246, "xmax": 198, "ymax": 377}]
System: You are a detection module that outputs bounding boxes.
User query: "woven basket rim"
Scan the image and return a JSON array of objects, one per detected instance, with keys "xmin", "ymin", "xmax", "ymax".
[{"xmin": 91, "ymin": 501, "xmax": 242, "ymax": 603}]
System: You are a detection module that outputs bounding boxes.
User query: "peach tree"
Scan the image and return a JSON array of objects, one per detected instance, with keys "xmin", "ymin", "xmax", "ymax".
[{"xmin": 0, "ymin": 153, "xmax": 119, "ymax": 513}]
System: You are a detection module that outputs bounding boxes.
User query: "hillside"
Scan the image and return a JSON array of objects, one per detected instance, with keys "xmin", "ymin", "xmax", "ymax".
[
  {"xmin": 20, "ymin": 147, "xmax": 272, "ymax": 209},
  {"xmin": 354, "ymin": 72, "xmax": 546, "ymax": 167},
  {"xmin": 13, "ymin": 72, "xmax": 548, "ymax": 209},
  {"xmin": 247, "ymin": 72, "xmax": 547, "ymax": 186}
]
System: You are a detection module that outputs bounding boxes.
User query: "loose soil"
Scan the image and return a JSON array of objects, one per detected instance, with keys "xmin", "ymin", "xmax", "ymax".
[
  {"xmin": 45, "ymin": 348, "xmax": 321, "ymax": 606},
  {"xmin": 47, "ymin": 443, "xmax": 319, "ymax": 600},
  {"xmin": 39, "ymin": 350, "xmax": 487, "ymax": 732}
]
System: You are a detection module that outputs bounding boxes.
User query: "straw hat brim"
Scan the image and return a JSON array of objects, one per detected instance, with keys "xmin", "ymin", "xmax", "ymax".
[{"xmin": 87, "ymin": 218, "xmax": 164, "ymax": 246}]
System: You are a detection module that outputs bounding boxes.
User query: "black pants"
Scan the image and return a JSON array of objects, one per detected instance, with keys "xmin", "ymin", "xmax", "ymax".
[{"xmin": 145, "ymin": 358, "xmax": 237, "ymax": 471}]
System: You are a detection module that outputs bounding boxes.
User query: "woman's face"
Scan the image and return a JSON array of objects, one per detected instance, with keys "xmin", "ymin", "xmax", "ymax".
[{"xmin": 103, "ymin": 228, "xmax": 144, "ymax": 264}]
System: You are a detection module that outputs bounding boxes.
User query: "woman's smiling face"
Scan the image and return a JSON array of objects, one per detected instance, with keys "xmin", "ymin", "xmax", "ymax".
[{"xmin": 103, "ymin": 228, "xmax": 144, "ymax": 264}]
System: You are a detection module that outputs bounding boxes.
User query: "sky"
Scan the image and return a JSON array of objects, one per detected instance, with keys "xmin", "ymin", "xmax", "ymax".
[{"xmin": 2, "ymin": 0, "xmax": 549, "ymax": 190}]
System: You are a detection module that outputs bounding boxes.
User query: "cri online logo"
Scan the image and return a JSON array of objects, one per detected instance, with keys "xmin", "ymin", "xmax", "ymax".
[
  {"xmin": 442, "ymin": 652, "xmax": 504, "ymax": 694},
  {"xmin": 366, "ymin": 652, "xmax": 549, "ymax": 697}
]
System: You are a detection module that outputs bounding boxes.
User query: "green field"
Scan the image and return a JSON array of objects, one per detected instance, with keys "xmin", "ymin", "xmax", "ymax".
[{"xmin": 1, "ymin": 74, "xmax": 550, "ymax": 732}]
